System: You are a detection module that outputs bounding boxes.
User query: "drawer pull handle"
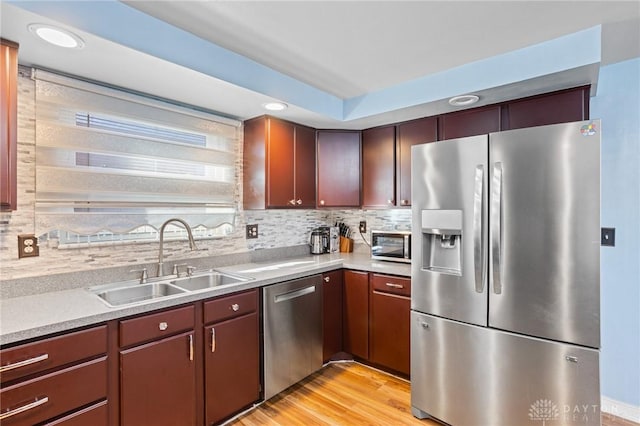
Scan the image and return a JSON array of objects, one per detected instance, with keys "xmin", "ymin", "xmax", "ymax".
[
  {"xmin": 0, "ymin": 396, "xmax": 49, "ymax": 420},
  {"xmin": 188, "ymin": 335, "xmax": 194, "ymax": 361},
  {"xmin": 0, "ymin": 354, "xmax": 49, "ymax": 373},
  {"xmin": 324, "ymin": 276, "xmax": 330, "ymax": 283},
  {"xmin": 211, "ymin": 328, "xmax": 216, "ymax": 353},
  {"xmin": 231, "ymin": 303, "xmax": 240, "ymax": 312},
  {"xmin": 385, "ymin": 283, "xmax": 404, "ymax": 289},
  {"xmin": 158, "ymin": 322, "xmax": 168, "ymax": 331}
]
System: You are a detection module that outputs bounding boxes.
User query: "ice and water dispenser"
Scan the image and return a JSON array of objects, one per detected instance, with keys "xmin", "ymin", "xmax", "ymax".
[{"xmin": 420, "ymin": 210, "xmax": 463, "ymax": 275}]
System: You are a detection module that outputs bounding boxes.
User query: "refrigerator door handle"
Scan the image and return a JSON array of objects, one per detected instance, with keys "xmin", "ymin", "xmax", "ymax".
[
  {"xmin": 491, "ymin": 162, "xmax": 503, "ymax": 294},
  {"xmin": 473, "ymin": 165, "xmax": 485, "ymax": 293}
]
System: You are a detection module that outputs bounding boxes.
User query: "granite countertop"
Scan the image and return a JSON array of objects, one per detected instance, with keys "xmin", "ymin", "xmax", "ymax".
[{"xmin": 0, "ymin": 253, "xmax": 410, "ymax": 346}]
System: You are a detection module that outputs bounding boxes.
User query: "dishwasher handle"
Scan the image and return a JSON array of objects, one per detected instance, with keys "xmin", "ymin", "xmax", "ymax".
[{"xmin": 274, "ymin": 285, "xmax": 316, "ymax": 303}]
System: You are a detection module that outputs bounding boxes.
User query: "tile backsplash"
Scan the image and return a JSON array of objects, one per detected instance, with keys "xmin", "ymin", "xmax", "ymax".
[{"xmin": 0, "ymin": 68, "xmax": 411, "ymax": 285}]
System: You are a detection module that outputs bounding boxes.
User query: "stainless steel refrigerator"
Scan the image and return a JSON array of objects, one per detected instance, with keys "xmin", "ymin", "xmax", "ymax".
[{"xmin": 410, "ymin": 120, "xmax": 601, "ymax": 426}]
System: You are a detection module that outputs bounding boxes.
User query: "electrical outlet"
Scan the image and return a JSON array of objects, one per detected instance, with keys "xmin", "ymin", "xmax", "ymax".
[
  {"xmin": 246, "ymin": 224, "xmax": 259, "ymax": 239},
  {"xmin": 601, "ymin": 227, "xmax": 615, "ymax": 247},
  {"xmin": 359, "ymin": 221, "xmax": 367, "ymax": 233},
  {"xmin": 18, "ymin": 234, "xmax": 39, "ymax": 258}
]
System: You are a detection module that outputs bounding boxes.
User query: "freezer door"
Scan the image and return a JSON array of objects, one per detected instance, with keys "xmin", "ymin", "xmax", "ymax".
[
  {"xmin": 489, "ymin": 120, "xmax": 600, "ymax": 348},
  {"xmin": 411, "ymin": 135, "xmax": 489, "ymax": 326},
  {"xmin": 411, "ymin": 312, "xmax": 601, "ymax": 426}
]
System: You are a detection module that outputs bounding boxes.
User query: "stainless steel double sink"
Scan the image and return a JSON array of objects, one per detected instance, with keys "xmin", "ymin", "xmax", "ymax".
[{"xmin": 87, "ymin": 270, "xmax": 253, "ymax": 307}]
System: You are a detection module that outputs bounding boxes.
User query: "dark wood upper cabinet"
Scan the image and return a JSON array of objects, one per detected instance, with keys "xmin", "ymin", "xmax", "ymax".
[
  {"xmin": 396, "ymin": 117, "xmax": 437, "ymax": 207},
  {"xmin": 243, "ymin": 116, "xmax": 316, "ymax": 209},
  {"xmin": 1, "ymin": 39, "xmax": 18, "ymax": 211},
  {"xmin": 362, "ymin": 126, "xmax": 396, "ymax": 208},
  {"xmin": 439, "ymin": 105, "xmax": 501, "ymax": 140},
  {"xmin": 316, "ymin": 130, "xmax": 361, "ymax": 207},
  {"xmin": 293, "ymin": 124, "xmax": 317, "ymax": 208},
  {"xmin": 502, "ymin": 86, "xmax": 590, "ymax": 131}
]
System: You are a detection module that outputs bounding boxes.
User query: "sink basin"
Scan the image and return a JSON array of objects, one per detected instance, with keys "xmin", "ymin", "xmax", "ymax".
[
  {"xmin": 171, "ymin": 272, "xmax": 250, "ymax": 291},
  {"xmin": 93, "ymin": 282, "xmax": 187, "ymax": 307}
]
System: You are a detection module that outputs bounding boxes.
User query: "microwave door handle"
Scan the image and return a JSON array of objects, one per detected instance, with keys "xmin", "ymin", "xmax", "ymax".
[
  {"xmin": 491, "ymin": 162, "xmax": 503, "ymax": 295},
  {"xmin": 473, "ymin": 165, "xmax": 485, "ymax": 293}
]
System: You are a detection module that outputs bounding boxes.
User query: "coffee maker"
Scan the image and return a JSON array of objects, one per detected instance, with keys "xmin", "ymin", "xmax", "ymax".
[{"xmin": 309, "ymin": 226, "xmax": 339, "ymax": 254}]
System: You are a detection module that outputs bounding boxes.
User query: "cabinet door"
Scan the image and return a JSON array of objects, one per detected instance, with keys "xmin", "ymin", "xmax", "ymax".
[
  {"xmin": 342, "ymin": 270, "xmax": 369, "ymax": 360},
  {"xmin": 205, "ymin": 312, "xmax": 260, "ymax": 425},
  {"xmin": 503, "ymin": 86, "xmax": 589, "ymax": 130},
  {"xmin": 370, "ymin": 290, "xmax": 410, "ymax": 375},
  {"xmin": 294, "ymin": 124, "xmax": 316, "ymax": 208},
  {"xmin": 362, "ymin": 126, "xmax": 396, "ymax": 208},
  {"xmin": 438, "ymin": 105, "xmax": 501, "ymax": 140},
  {"xmin": 317, "ymin": 131, "xmax": 361, "ymax": 207},
  {"xmin": 396, "ymin": 117, "xmax": 437, "ymax": 206},
  {"xmin": 322, "ymin": 270, "xmax": 343, "ymax": 362},
  {"xmin": 1, "ymin": 39, "xmax": 18, "ymax": 211},
  {"xmin": 266, "ymin": 118, "xmax": 295, "ymax": 207},
  {"xmin": 120, "ymin": 331, "xmax": 196, "ymax": 426}
]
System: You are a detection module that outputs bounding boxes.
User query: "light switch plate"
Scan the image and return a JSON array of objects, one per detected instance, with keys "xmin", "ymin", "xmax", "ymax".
[{"xmin": 18, "ymin": 234, "xmax": 39, "ymax": 258}]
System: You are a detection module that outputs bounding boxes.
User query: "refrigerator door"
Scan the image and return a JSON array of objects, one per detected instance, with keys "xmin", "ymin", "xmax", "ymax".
[
  {"xmin": 489, "ymin": 120, "xmax": 600, "ymax": 348},
  {"xmin": 411, "ymin": 312, "xmax": 601, "ymax": 426},
  {"xmin": 411, "ymin": 135, "xmax": 488, "ymax": 326}
]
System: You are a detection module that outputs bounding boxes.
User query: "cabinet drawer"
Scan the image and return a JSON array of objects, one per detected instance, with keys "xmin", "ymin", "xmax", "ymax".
[
  {"xmin": 44, "ymin": 400, "xmax": 108, "ymax": 426},
  {"xmin": 0, "ymin": 326, "xmax": 107, "ymax": 384},
  {"xmin": 0, "ymin": 357, "xmax": 107, "ymax": 426},
  {"xmin": 204, "ymin": 289, "xmax": 258, "ymax": 324},
  {"xmin": 371, "ymin": 274, "xmax": 411, "ymax": 297},
  {"xmin": 120, "ymin": 305, "xmax": 195, "ymax": 347}
]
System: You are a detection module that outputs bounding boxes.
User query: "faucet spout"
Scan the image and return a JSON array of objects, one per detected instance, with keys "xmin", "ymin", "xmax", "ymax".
[{"xmin": 157, "ymin": 218, "xmax": 198, "ymax": 277}]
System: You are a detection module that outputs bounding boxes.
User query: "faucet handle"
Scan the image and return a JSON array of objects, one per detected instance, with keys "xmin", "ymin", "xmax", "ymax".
[
  {"xmin": 130, "ymin": 268, "xmax": 148, "ymax": 284},
  {"xmin": 172, "ymin": 263, "xmax": 188, "ymax": 276},
  {"xmin": 186, "ymin": 266, "xmax": 196, "ymax": 277}
]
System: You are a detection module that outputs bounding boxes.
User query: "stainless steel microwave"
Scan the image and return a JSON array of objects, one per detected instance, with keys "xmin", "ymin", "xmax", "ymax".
[{"xmin": 371, "ymin": 230, "xmax": 411, "ymax": 263}]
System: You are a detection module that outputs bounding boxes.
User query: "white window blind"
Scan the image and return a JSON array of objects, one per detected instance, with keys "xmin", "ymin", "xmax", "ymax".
[{"xmin": 34, "ymin": 69, "xmax": 240, "ymax": 237}]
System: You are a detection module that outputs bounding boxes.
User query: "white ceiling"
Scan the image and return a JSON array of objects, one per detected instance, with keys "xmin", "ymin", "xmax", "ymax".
[{"xmin": 2, "ymin": 1, "xmax": 639, "ymax": 129}]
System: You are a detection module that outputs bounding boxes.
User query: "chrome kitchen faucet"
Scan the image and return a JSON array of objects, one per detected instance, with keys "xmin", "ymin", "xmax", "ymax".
[{"xmin": 157, "ymin": 218, "xmax": 197, "ymax": 277}]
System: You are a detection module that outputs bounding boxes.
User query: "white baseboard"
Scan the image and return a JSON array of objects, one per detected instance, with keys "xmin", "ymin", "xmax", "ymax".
[{"xmin": 602, "ymin": 396, "xmax": 640, "ymax": 423}]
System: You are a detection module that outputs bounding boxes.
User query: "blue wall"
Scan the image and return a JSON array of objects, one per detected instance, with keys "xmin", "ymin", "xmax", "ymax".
[{"xmin": 591, "ymin": 58, "xmax": 640, "ymax": 406}]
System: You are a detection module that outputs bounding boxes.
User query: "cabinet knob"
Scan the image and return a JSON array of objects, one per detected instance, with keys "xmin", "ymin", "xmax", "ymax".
[
  {"xmin": 387, "ymin": 199, "xmax": 395, "ymax": 205},
  {"xmin": 231, "ymin": 303, "xmax": 240, "ymax": 312},
  {"xmin": 324, "ymin": 276, "xmax": 330, "ymax": 282},
  {"xmin": 158, "ymin": 322, "xmax": 168, "ymax": 331},
  {"xmin": 288, "ymin": 199, "xmax": 296, "ymax": 205},
  {"xmin": 319, "ymin": 200, "xmax": 325, "ymax": 206},
  {"xmin": 401, "ymin": 199, "xmax": 409, "ymax": 205},
  {"xmin": 296, "ymin": 199, "xmax": 302, "ymax": 205}
]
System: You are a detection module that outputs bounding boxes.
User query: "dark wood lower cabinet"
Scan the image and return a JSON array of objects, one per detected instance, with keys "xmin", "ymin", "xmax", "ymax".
[
  {"xmin": 322, "ymin": 270, "xmax": 343, "ymax": 362},
  {"xmin": 370, "ymin": 290, "xmax": 411, "ymax": 375},
  {"xmin": 120, "ymin": 331, "xmax": 196, "ymax": 426},
  {"xmin": 343, "ymin": 270, "xmax": 369, "ymax": 360},
  {"xmin": 204, "ymin": 312, "xmax": 260, "ymax": 425}
]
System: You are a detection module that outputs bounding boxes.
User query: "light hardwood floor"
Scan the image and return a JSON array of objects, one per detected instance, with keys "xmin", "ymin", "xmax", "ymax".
[{"xmin": 229, "ymin": 362, "xmax": 637, "ymax": 426}]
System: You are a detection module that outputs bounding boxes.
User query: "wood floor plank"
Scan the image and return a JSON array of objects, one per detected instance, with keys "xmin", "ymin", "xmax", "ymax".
[{"xmin": 228, "ymin": 362, "xmax": 638, "ymax": 426}]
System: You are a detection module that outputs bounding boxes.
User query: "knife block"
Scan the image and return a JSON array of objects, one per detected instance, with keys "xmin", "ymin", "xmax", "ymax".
[{"xmin": 339, "ymin": 236, "xmax": 353, "ymax": 253}]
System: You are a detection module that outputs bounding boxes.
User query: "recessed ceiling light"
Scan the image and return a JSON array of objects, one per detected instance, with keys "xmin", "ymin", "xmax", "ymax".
[
  {"xmin": 28, "ymin": 24, "xmax": 85, "ymax": 49},
  {"xmin": 263, "ymin": 102, "xmax": 288, "ymax": 111},
  {"xmin": 448, "ymin": 94, "xmax": 480, "ymax": 107}
]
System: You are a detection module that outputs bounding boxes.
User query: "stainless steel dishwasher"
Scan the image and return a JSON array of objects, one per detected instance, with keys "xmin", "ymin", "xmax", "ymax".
[{"xmin": 263, "ymin": 274, "xmax": 323, "ymax": 400}]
